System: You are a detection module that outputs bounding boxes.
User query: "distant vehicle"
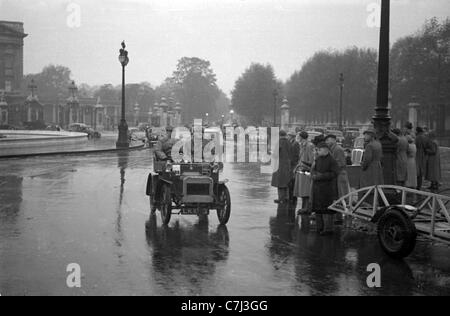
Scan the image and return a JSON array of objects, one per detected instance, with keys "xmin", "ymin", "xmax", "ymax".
[
  {"xmin": 306, "ymin": 131, "xmax": 323, "ymax": 143},
  {"xmin": 147, "ymin": 127, "xmax": 168, "ymax": 146},
  {"xmin": 129, "ymin": 127, "xmax": 147, "ymax": 142},
  {"xmin": 46, "ymin": 124, "xmax": 62, "ymax": 131},
  {"xmin": 137, "ymin": 123, "xmax": 150, "ymax": 132},
  {"xmin": 306, "ymin": 127, "xmax": 327, "ymax": 135},
  {"xmin": 0, "ymin": 124, "xmax": 19, "ymax": 130},
  {"xmin": 23, "ymin": 121, "xmax": 47, "ymax": 130},
  {"xmin": 68, "ymin": 123, "xmax": 101, "ymax": 139},
  {"xmin": 351, "ymin": 136, "xmax": 365, "ymax": 165}
]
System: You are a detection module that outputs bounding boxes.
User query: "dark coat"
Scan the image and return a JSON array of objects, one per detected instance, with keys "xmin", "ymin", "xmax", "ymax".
[
  {"xmin": 289, "ymin": 138, "xmax": 300, "ymax": 173},
  {"xmin": 271, "ymin": 137, "xmax": 292, "ymax": 188},
  {"xmin": 416, "ymin": 133, "xmax": 432, "ymax": 176},
  {"xmin": 359, "ymin": 139, "xmax": 384, "ymax": 188},
  {"xmin": 311, "ymin": 153, "xmax": 339, "ymax": 214},
  {"xmin": 425, "ymin": 140, "xmax": 441, "ymax": 182}
]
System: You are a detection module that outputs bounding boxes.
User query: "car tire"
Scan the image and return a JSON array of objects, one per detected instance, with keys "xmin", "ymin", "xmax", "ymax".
[
  {"xmin": 160, "ymin": 184, "xmax": 172, "ymax": 226},
  {"xmin": 377, "ymin": 207, "xmax": 417, "ymax": 259},
  {"xmin": 217, "ymin": 185, "xmax": 231, "ymax": 225}
]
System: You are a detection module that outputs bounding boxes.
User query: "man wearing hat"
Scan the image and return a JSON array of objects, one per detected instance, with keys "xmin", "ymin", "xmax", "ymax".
[
  {"xmin": 325, "ymin": 134, "xmax": 350, "ymax": 223},
  {"xmin": 310, "ymin": 142, "xmax": 339, "ymax": 235},
  {"xmin": 154, "ymin": 126, "xmax": 177, "ymax": 161},
  {"xmin": 359, "ymin": 128, "xmax": 384, "ymax": 188}
]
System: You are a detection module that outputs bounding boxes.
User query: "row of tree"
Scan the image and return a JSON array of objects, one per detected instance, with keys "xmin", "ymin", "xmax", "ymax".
[
  {"xmin": 23, "ymin": 18, "xmax": 449, "ymax": 127},
  {"xmin": 231, "ymin": 18, "xmax": 450, "ymax": 125},
  {"xmin": 23, "ymin": 57, "xmax": 231, "ymax": 125}
]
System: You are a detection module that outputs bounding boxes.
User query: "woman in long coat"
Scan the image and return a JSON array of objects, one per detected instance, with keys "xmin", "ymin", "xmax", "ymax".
[
  {"xmin": 272, "ymin": 130, "xmax": 292, "ymax": 204},
  {"xmin": 393, "ymin": 129, "xmax": 408, "ymax": 186},
  {"xmin": 311, "ymin": 142, "xmax": 339, "ymax": 235},
  {"xmin": 359, "ymin": 129, "xmax": 384, "ymax": 188},
  {"xmin": 405, "ymin": 135, "xmax": 418, "ymax": 189},
  {"xmin": 425, "ymin": 132, "xmax": 441, "ymax": 191},
  {"xmin": 294, "ymin": 131, "xmax": 315, "ymax": 211}
]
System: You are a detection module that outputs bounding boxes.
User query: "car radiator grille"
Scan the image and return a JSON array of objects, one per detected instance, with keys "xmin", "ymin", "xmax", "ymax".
[{"xmin": 186, "ymin": 183, "xmax": 210, "ymax": 196}]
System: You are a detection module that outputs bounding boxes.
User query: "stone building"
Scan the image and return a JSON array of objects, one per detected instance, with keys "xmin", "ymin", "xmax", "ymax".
[{"xmin": 0, "ymin": 21, "xmax": 28, "ymax": 127}]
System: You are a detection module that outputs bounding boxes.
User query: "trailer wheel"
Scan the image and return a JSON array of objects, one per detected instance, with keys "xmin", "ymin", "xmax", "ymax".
[
  {"xmin": 377, "ymin": 207, "xmax": 417, "ymax": 259},
  {"xmin": 160, "ymin": 184, "xmax": 172, "ymax": 226},
  {"xmin": 217, "ymin": 185, "xmax": 231, "ymax": 225}
]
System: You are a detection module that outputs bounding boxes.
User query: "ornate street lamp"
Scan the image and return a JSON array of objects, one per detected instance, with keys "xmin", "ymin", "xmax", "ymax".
[
  {"xmin": 373, "ymin": 0, "xmax": 398, "ymax": 185},
  {"xmin": 28, "ymin": 79, "xmax": 38, "ymax": 100},
  {"xmin": 273, "ymin": 89, "xmax": 278, "ymax": 127},
  {"xmin": 67, "ymin": 81, "xmax": 79, "ymax": 125},
  {"xmin": 134, "ymin": 102, "xmax": 140, "ymax": 127},
  {"xmin": 116, "ymin": 41, "xmax": 130, "ymax": 148}
]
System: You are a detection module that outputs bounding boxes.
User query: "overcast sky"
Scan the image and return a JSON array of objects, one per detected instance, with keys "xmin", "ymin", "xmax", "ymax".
[{"xmin": 1, "ymin": 0, "xmax": 449, "ymax": 95}]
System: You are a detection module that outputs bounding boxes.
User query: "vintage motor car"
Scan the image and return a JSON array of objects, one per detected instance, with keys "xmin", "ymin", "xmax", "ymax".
[
  {"xmin": 68, "ymin": 123, "xmax": 101, "ymax": 139},
  {"xmin": 146, "ymin": 159, "xmax": 231, "ymax": 226}
]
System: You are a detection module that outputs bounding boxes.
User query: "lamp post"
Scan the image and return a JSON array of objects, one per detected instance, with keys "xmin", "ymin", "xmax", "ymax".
[
  {"xmin": 116, "ymin": 41, "xmax": 130, "ymax": 148},
  {"xmin": 230, "ymin": 109, "xmax": 234, "ymax": 125},
  {"xmin": 134, "ymin": 102, "xmax": 140, "ymax": 127},
  {"xmin": 373, "ymin": 0, "xmax": 398, "ymax": 185},
  {"xmin": 339, "ymin": 73, "xmax": 344, "ymax": 130},
  {"xmin": 273, "ymin": 89, "xmax": 278, "ymax": 127},
  {"xmin": 67, "ymin": 81, "xmax": 79, "ymax": 125}
]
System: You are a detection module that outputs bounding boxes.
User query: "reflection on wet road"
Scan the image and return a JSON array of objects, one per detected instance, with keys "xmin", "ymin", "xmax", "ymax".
[{"xmin": 1, "ymin": 149, "xmax": 450, "ymax": 295}]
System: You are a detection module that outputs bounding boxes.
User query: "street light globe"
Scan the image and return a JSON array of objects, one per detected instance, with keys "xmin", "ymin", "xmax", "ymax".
[{"xmin": 230, "ymin": 110, "xmax": 234, "ymax": 115}]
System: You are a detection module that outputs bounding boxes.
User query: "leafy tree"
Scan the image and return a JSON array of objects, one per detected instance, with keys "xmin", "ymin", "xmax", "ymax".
[
  {"xmin": 159, "ymin": 57, "xmax": 221, "ymax": 123},
  {"xmin": 285, "ymin": 48, "xmax": 378, "ymax": 125},
  {"xmin": 172, "ymin": 57, "xmax": 217, "ymax": 89},
  {"xmin": 390, "ymin": 18, "xmax": 450, "ymax": 125},
  {"xmin": 94, "ymin": 84, "xmax": 119, "ymax": 102},
  {"xmin": 23, "ymin": 65, "xmax": 73, "ymax": 101},
  {"xmin": 231, "ymin": 63, "xmax": 279, "ymax": 125}
]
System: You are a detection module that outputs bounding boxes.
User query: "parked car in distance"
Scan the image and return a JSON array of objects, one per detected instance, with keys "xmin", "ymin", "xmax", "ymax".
[
  {"xmin": 46, "ymin": 124, "xmax": 62, "ymax": 131},
  {"xmin": 129, "ymin": 127, "xmax": 147, "ymax": 142},
  {"xmin": 68, "ymin": 123, "xmax": 101, "ymax": 139},
  {"xmin": 351, "ymin": 136, "xmax": 365, "ymax": 165}
]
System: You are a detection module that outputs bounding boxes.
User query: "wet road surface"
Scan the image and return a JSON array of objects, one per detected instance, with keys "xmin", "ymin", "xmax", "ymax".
[{"xmin": 1, "ymin": 149, "xmax": 450, "ymax": 296}]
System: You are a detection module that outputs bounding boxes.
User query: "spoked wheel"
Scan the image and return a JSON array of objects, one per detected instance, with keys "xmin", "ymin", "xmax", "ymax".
[
  {"xmin": 160, "ymin": 184, "xmax": 172, "ymax": 226},
  {"xmin": 217, "ymin": 185, "xmax": 231, "ymax": 225},
  {"xmin": 377, "ymin": 207, "xmax": 417, "ymax": 259}
]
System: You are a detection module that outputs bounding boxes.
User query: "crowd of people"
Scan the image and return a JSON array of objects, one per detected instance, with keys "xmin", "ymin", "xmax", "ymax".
[{"xmin": 272, "ymin": 122, "xmax": 443, "ymax": 235}]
